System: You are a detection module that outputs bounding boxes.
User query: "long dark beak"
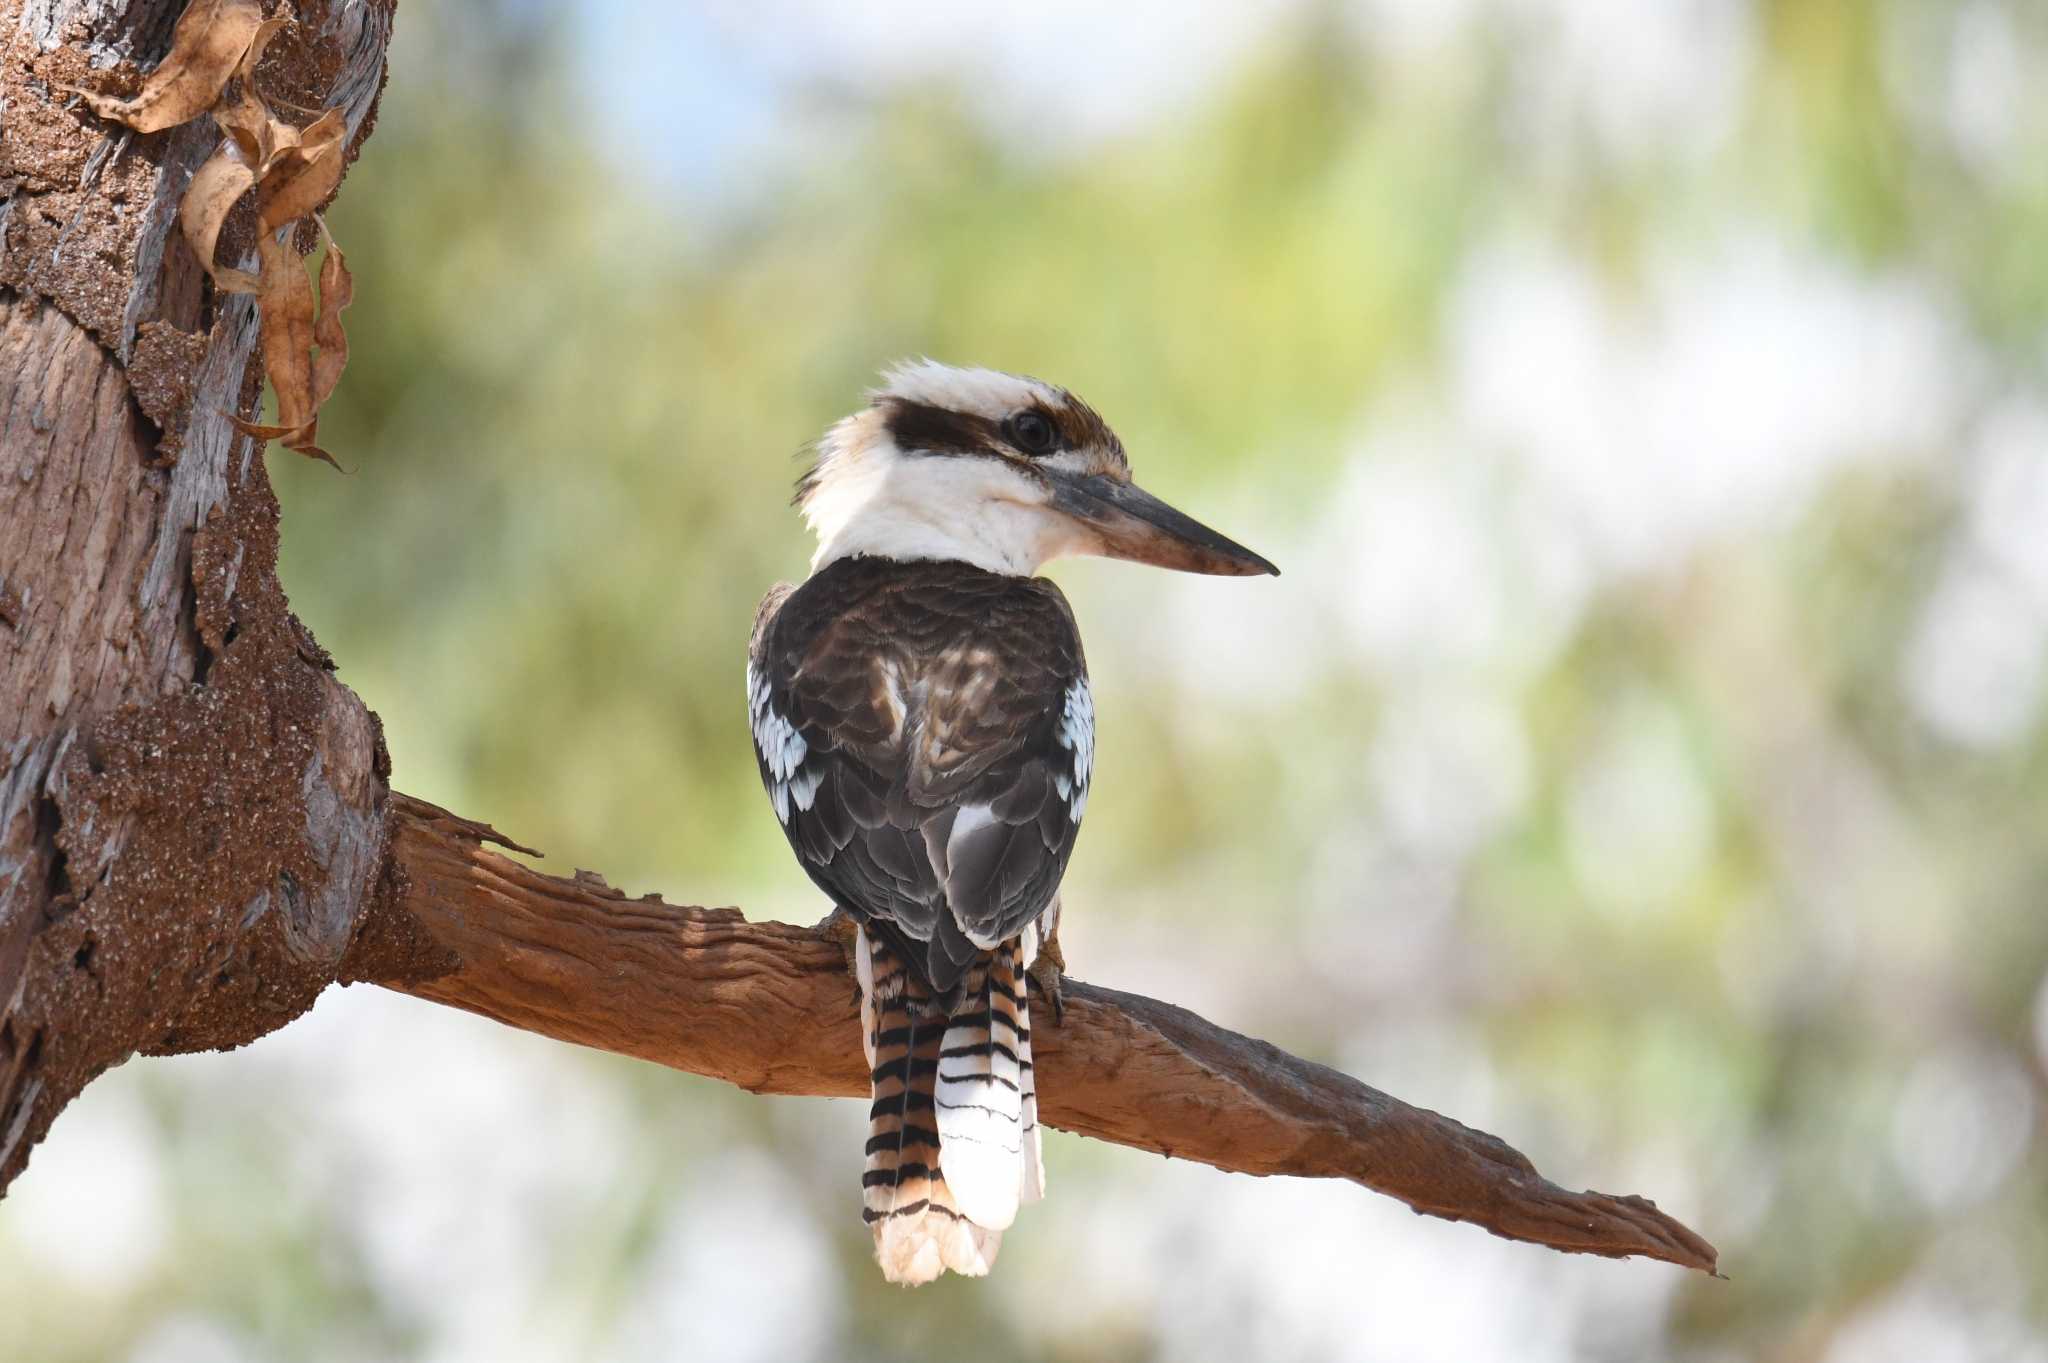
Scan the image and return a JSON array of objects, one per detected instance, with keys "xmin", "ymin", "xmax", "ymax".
[{"xmin": 1046, "ymin": 470, "xmax": 1279, "ymax": 577}]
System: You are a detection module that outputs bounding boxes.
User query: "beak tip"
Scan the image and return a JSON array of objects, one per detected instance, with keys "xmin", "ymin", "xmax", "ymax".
[{"xmin": 1236, "ymin": 551, "xmax": 1280, "ymax": 578}]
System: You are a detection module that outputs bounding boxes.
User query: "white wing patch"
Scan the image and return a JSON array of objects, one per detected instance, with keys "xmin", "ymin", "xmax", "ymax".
[
  {"xmin": 1054, "ymin": 678, "xmax": 1094, "ymax": 823},
  {"xmin": 747, "ymin": 663, "xmax": 820, "ymax": 824}
]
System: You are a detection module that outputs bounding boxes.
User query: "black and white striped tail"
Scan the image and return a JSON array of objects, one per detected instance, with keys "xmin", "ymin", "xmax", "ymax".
[{"xmin": 856, "ymin": 927, "xmax": 1044, "ymax": 1285}]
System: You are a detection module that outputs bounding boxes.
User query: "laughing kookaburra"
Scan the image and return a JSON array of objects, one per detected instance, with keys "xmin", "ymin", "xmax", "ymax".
[{"xmin": 747, "ymin": 361, "xmax": 1276, "ymax": 1285}]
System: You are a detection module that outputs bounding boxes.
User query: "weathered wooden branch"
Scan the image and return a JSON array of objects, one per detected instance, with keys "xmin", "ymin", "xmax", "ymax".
[
  {"xmin": 343, "ymin": 795, "xmax": 1719, "ymax": 1274},
  {"xmin": 1, "ymin": 0, "xmax": 1716, "ymax": 1282}
]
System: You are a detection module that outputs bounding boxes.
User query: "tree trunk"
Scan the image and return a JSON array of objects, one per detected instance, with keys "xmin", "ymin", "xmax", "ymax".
[
  {"xmin": 0, "ymin": 0, "xmax": 392, "ymax": 1191},
  {"xmin": 0, "ymin": 0, "xmax": 1715, "ymax": 1277}
]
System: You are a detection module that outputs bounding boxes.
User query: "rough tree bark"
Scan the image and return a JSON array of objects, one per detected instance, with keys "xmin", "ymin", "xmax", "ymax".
[
  {"xmin": 0, "ymin": 0, "xmax": 391, "ymax": 1191},
  {"xmin": 0, "ymin": 0, "xmax": 1716, "ymax": 1277}
]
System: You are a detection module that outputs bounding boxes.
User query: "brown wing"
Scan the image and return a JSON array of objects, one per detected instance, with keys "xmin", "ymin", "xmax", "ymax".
[{"xmin": 748, "ymin": 557, "xmax": 1089, "ymax": 998}]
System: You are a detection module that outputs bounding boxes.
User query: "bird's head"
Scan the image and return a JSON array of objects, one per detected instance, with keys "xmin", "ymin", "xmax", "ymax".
[{"xmin": 796, "ymin": 360, "xmax": 1278, "ymax": 579}]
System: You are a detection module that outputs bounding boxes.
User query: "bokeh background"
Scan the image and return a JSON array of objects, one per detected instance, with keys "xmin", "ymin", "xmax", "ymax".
[{"xmin": 8, "ymin": 0, "xmax": 2048, "ymax": 1358}]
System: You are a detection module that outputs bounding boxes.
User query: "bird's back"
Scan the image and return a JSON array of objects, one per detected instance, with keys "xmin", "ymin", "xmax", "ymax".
[{"xmin": 747, "ymin": 556, "xmax": 1089, "ymax": 999}]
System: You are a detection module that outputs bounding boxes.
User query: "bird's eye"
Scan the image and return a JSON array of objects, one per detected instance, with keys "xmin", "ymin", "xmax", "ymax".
[{"xmin": 1008, "ymin": 411, "xmax": 1057, "ymax": 456}]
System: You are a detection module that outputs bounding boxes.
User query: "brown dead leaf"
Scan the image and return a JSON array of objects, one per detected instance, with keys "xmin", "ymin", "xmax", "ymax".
[
  {"xmin": 229, "ymin": 415, "xmax": 342, "ymax": 470},
  {"xmin": 213, "ymin": 17, "xmax": 293, "ymax": 165},
  {"xmin": 178, "ymin": 56, "xmax": 350, "ymax": 294},
  {"xmin": 63, "ymin": 0, "xmax": 267, "ymax": 135},
  {"xmin": 252, "ymin": 226, "xmax": 316, "ymax": 425},
  {"xmin": 309, "ymin": 223, "xmax": 353, "ymax": 408},
  {"xmin": 212, "ymin": 84, "xmax": 278, "ymax": 168},
  {"xmin": 117, "ymin": 0, "xmax": 359, "ymax": 473},
  {"xmin": 226, "ymin": 223, "xmax": 352, "ymax": 471},
  {"xmin": 177, "ymin": 140, "xmax": 259, "ymax": 290},
  {"xmin": 256, "ymin": 108, "xmax": 347, "ymax": 232}
]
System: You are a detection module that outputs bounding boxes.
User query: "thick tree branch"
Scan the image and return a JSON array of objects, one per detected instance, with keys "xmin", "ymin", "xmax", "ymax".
[{"xmin": 347, "ymin": 794, "xmax": 1719, "ymax": 1276}]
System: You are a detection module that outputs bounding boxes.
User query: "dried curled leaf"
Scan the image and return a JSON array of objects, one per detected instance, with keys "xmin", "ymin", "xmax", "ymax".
[
  {"xmin": 177, "ymin": 140, "xmax": 259, "ymax": 291},
  {"xmin": 228, "ymin": 224, "xmax": 352, "ymax": 470},
  {"xmin": 63, "ymin": 0, "xmax": 266, "ymax": 134},
  {"xmin": 256, "ymin": 108, "xmax": 347, "ymax": 232},
  {"xmin": 250, "ymin": 228, "xmax": 315, "ymax": 421},
  {"xmin": 309, "ymin": 223, "xmax": 353, "ymax": 406},
  {"xmin": 174, "ymin": 47, "xmax": 348, "ymax": 296},
  {"xmin": 212, "ymin": 16, "xmax": 290, "ymax": 163},
  {"xmin": 112, "ymin": 1, "xmax": 363, "ymax": 473},
  {"xmin": 230, "ymin": 416, "xmax": 343, "ymax": 471}
]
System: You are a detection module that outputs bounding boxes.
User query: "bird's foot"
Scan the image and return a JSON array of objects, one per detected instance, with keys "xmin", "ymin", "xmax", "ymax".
[
  {"xmin": 1027, "ymin": 931, "xmax": 1067, "ymax": 1027},
  {"xmin": 819, "ymin": 905, "xmax": 864, "ymax": 1008}
]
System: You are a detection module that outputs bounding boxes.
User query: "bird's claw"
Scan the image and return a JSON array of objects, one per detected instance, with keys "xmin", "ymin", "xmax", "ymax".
[
  {"xmin": 819, "ymin": 905, "xmax": 864, "ymax": 1008},
  {"xmin": 1028, "ymin": 930, "xmax": 1067, "ymax": 1026}
]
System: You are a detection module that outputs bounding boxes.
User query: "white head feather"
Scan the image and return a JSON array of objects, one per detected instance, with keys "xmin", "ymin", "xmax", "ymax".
[{"xmin": 798, "ymin": 360, "xmax": 1123, "ymax": 577}]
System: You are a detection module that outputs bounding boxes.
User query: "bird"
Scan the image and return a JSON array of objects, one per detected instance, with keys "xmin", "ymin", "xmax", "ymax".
[{"xmin": 746, "ymin": 360, "xmax": 1276, "ymax": 1285}]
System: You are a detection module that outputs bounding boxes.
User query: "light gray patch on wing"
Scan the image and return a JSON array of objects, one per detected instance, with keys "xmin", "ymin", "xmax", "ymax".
[
  {"xmin": 942, "ymin": 804, "xmax": 1008, "ymax": 948},
  {"xmin": 748, "ymin": 662, "xmax": 818, "ymax": 824},
  {"xmin": 947, "ymin": 803, "xmax": 998, "ymax": 861},
  {"xmin": 1056, "ymin": 679, "xmax": 1093, "ymax": 823}
]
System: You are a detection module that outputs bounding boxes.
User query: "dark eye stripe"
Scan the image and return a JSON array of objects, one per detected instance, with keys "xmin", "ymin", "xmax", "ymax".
[
  {"xmin": 882, "ymin": 399, "xmax": 1001, "ymax": 457},
  {"xmin": 879, "ymin": 392, "xmax": 1127, "ymax": 468}
]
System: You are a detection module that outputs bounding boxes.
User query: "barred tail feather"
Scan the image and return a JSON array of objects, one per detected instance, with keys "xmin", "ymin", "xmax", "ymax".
[
  {"xmin": 860, "ymin": 929, "xmax": 1000, "ymax": 1284},
  {"xmin": 935, "ymin": 944, "xmax": 1028, "ymax": 1229},
  {"xmin": 1014, "ymin": 941, "xmax": 1045, "ymax": 1205}
]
